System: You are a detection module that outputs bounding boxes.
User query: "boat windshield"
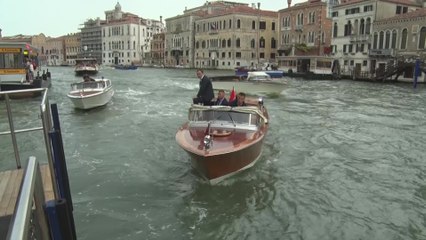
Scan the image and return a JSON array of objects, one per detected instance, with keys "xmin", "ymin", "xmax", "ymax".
[
  {"xmin": 70, "ymin": 81, "xmax": 105, "ymax": 90},
  {"xmin": 189, "ymin": 110, "xmax": 259, "ymax": 126}
]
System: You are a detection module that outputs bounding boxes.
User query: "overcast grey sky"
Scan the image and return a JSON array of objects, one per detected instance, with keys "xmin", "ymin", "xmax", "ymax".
[{"xmin": 0, "ymin": 0, "xmax": 301, "ymax": 37}]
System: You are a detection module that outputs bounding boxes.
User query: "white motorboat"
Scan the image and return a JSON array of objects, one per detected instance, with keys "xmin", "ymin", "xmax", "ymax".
[
  {"xmin": 67, "ymin": 78, "xmax": 114, "ymax": 110},
  {"xmin": 212, "ymin": 71, "xmax": 287, "ymax": 95},
  {"xmin": 74, "ymin": 58, "xmax": 99, "ymax": 76}
]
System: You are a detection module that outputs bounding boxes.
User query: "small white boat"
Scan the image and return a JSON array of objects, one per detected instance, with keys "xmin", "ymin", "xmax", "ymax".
[
  {"xmin": 67, "ymin": 78, "xmax": 114, "ymax": 110},
  {"xmin": 212, "ymin": 71, "xmax": 287, "ymax": 95},
  {"xmin": 74, "ymin": 58, "xmax": 99, "ymax": 76}
]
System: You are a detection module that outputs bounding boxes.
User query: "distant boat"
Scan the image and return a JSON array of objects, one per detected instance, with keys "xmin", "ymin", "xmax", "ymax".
[
  {"xmin": 176, "ymin": 98, "xmax": 269, "ymax": 184},
  {"xmin": 67, "ymin": 77, "xmax": 114, "ymax": 110},
  {"xmin": 212, "ymin": 71, "xmax": 287, "ymax": 95},
  {"xmin": 114, "ymin": 64, "xmax": 138, "ymax": 70},
  {"xmin": 74, "ymin": 58, "xmax": 99, "ymax": 76}
]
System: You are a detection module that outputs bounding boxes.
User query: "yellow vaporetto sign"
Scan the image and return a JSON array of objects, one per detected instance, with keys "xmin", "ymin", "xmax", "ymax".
[
  {"xmin": 0, "ymin": 69, "xmax": 26, "ymax": 74},
  {"xmin": 0, "ymin": 48, "xmax": 21, "ymax": 53}
]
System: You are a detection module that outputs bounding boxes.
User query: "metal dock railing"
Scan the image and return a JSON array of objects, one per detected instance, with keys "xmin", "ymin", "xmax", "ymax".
[{"xmin": 0, "ymin": 88, "xmax": 76, "ymax": 240}]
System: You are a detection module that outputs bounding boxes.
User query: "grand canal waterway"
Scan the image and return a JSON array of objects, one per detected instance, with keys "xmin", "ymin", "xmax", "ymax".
[{"xmin": 1, "ymin": 67, "xmax": 426, "ymax": 240}]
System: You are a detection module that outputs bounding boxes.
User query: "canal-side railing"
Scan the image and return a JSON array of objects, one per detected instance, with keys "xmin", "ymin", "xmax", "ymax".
[
  {"xmin": 6, "ymin": 156, "xmax": 50, "ymax": 240},
  {"xmin": 1, "ymin": 88, "xmax": 77, "ymax": 240},
  {"xmin": 0, "ymin": 88, "xmax": 58, "ymax": 199}
]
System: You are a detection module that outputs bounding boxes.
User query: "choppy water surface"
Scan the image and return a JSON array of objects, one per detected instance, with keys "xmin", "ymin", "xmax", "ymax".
[{"xmin": 1, "ymin": 67, "xmax": 426, "ymax": 240}]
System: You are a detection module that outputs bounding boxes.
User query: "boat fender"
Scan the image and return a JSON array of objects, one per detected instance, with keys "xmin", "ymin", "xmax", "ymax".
[{"xmin": 212, "ymin": 130, "xmax": 232, "ymax": 137}]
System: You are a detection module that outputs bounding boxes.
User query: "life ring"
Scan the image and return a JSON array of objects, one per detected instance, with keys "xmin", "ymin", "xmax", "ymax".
[{"xmin": 212, "ymin": 130, "xmax": 232, "ymax": 137}]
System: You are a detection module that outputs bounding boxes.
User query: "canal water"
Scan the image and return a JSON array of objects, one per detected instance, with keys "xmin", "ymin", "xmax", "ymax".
[{"xmin": 1, "ymin": 67, "xmax": 425, "ymax": 240}]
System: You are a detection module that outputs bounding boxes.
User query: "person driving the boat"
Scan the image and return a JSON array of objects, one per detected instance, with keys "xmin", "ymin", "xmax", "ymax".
[
  {"xmin": 83, "ymin": 74, "xmax": 95, "ymax": 82},
  {"xmin": 214, "ymin": 89, "xmax": 228, "ymax": 106},
  {"xmin": 229, "ymin": 92, "xmax": 247, "ymax": 107},
  {"xmin": 193, "ymin": 69, "xmax": 214, "ymax": 105}
]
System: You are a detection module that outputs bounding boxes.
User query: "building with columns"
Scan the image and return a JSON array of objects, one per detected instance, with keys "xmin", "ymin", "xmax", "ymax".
[
  {"xmin": 331, "ymin": 0, "xmax": 422, "ymax": 78},
  {"xmin": 372, "ymin": 6, "xmax": 426, "ymax": 81},
  {"xmin": 277, "ymin": 0, "xmax": 333, "ymax": 74}
]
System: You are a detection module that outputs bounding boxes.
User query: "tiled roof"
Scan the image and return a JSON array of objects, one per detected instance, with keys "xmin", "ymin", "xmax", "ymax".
[{"xmin": 375, "ymin": 7, "xmax": 426, "ymax": 22}]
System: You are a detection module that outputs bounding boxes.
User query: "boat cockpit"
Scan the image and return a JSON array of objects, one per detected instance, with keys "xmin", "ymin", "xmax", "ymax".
[{"xmin": 188, "ymin": 105, "xmax": 267, "ymax": 131}]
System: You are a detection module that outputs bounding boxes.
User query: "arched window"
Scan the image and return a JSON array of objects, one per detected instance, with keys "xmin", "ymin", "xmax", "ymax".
[
  {"xmin": 391, "ymin": 30, "xmax": 397, "ymax": 49},
  {"xmin": 419, "ymin": 27, "xmax": 426, "ymax": 49},
  {"xmin": 271, "ymin": 38, "xmax": 276, "ymax": 48},
  {"xmin": 401, "ymin": 28, "xmax": 407, "ymax": 49},
  {"xmin": 366, "ymin": 18, "xmax": 371, "ymax": 34},
  {"xmin": 333, "ymin": 23, "xmax": 338, "ymax": 38},
  {"xmin": 260, "ymin": 37, "xmax": 265, "ymax": 48},
  {"xmin": 236, "ymin": 38, "xmax": 241, "ymax": 48},
  {"xmin": 251, "ymin": 39, "xmax": 255, "ymax": 48},
  {"xmin": 237, "ymin": 19, "xmax": 241, "ymax": 29},
  {"xmin": 354, "ymin": 20, "xmax": 359, "ymax": 35},
  {"xmin": 360, "ymin": 19, "xmax": 365, "ymax": 35},
  {"xmin": 202, "ymin": 41, "xmax": 206, "ymax": 48},
  {"xmin": 379, "ymin": 31, "xmax": 384, "ymax": 49},
  {"xmin": 252, "ymin": 21, "xmax": 256, "ymax": 29},
  {"xmin": 229, "ymin": 19, "xmax": 232, "ymax": 28},
  {"xmin": 222, "ymin": 39, "xmax": 226, "ymax": 48},
  {"xmin": 373, "ymin": 32, "xmax": 378, "ymax": 49},
  {"xmin": 385, "ymin": 30, "xmax": 391, "ymax": 49},
  {"xmin": 196, "ymin": 41, "xmax": 199, "ymax": 49},
  {"xmin": 227, "ymin": 38, "xmax": 231, "ymax": 47},
  {"xmin": 223, "ymin": 20, "xmax": 226, "ymax": 29}
]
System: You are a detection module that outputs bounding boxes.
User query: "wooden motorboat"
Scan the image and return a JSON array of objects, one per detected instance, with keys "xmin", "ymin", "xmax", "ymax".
[
  {"xmin": 212, "ymin": 71, "xmax": 287, "ymax": 95},
  {"xmin": 74, "ymin": 58, "xmax": 99, "ymax": 76},
  {"xmin": 67, "ymin": 78, "xmax": 114, "ymax": 110},
  {"xmin": 176, "ymin": 98, "xmax": 269, "ymax": 184}
]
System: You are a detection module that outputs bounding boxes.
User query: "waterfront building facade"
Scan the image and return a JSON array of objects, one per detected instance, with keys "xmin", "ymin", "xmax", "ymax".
[
  {"xmin": 44, "ymin": 37, "xmax": 64, "ymax": 66},
  {"xmin": 331, "ymin": 0, "xmax": 421, "ymax": 78},
  {"xmin": 164, "ymin": 1, "xmax": 248, "ymax": 68},
  {"xmin": 151, "ymin": 32, "xmax": 165, "ymax": 66},
  {"xmin": 141, "ymin": 17, "xmax": 165, "ymax": 65},
  {"xmin": 101, "ymin": 3, "xmax": 164, "ymax": 66},
  {"xmin": 164, "ymin": 11, "xmax": 201, "ymax": 68},
  {"xmin": 372, "ymin": 7, "xmax": 426, "ymax": 81},
  {"xmin": 80, "ymin": 18, "xmax": 103, "ymax": 63},
  {"xmin": 194, "ymin": 4, "xmax": 278, "ymax": 70},
  {"xmin": 63, "ymin": 33, "xmax": 81, "ymax": 66},
  {"xmin": 0, "ymin": 34, "xmax": 50, "ymax": 65},
  {"xmin": 277, "ymin": 0, "xmax": 333, "ymax": 74}
]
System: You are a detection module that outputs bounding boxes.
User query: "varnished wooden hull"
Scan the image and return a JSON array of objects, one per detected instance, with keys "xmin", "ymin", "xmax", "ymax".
[{"xmin": 176, "ymin": 104, "xmax": 268, "ymax": 184}]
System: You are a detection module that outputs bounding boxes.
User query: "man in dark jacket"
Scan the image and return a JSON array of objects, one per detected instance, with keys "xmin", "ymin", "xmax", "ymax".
[
  {"xmin": 214, "ymin": 89, "xmax": 229, "ymax": 106},
  {"xmin": 229, "ymin": 92, "xmax": 247, "ymax": 107},
  {"xmin": 193, "ymin": 69, "xmax": 214, "ymax": 105}
]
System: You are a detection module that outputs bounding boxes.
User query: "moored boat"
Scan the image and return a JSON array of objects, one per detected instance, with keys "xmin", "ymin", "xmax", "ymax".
[
  {"xmin": 0, "ymin": 41, "xmax": 51, "ymax": 98},
  {"xmin": 74, "ymin": 58, "xmax": 99, "ymax": 76},
  {"xmin": 67, "ymin": 77, "xmax": 114, "ymax": 109},
  {"xmin": 176, "ymin": 98, "xmax": 269, "ymax": 184},
  {"xmin": 212, "ymin": 71, "xmax": 287, "ymax": 95},
  {"xmin": 114, "ymin": 64, "xmax": 138, "ymax": 70}
]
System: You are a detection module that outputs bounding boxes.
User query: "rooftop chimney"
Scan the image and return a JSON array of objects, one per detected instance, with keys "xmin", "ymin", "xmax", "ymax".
[{"xmin": 287, "ymin": 0, "xmax": 292, "ymax": 8}]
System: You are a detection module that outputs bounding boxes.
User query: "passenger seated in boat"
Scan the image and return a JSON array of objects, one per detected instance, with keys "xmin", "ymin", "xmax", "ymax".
[
  {"xmin": 83, "ymin": 74, "xmax": 95, "ymax": 82},
  {"xmin": 214, "ymin": 89, "xmax": 228, "ymax": 106},
  {"xmin": 229, "ymin": 92, "xmax": 247, "ymax": 107}
]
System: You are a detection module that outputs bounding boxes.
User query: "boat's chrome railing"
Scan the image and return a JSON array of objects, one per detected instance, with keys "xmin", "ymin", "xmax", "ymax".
[
  {"xmin": 6, "ymin": 156, "xmax": 50, "ymax": 240},
  {"xmin": 0, "ymin": 88, "xmax": 58, "ymax": 197}
]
